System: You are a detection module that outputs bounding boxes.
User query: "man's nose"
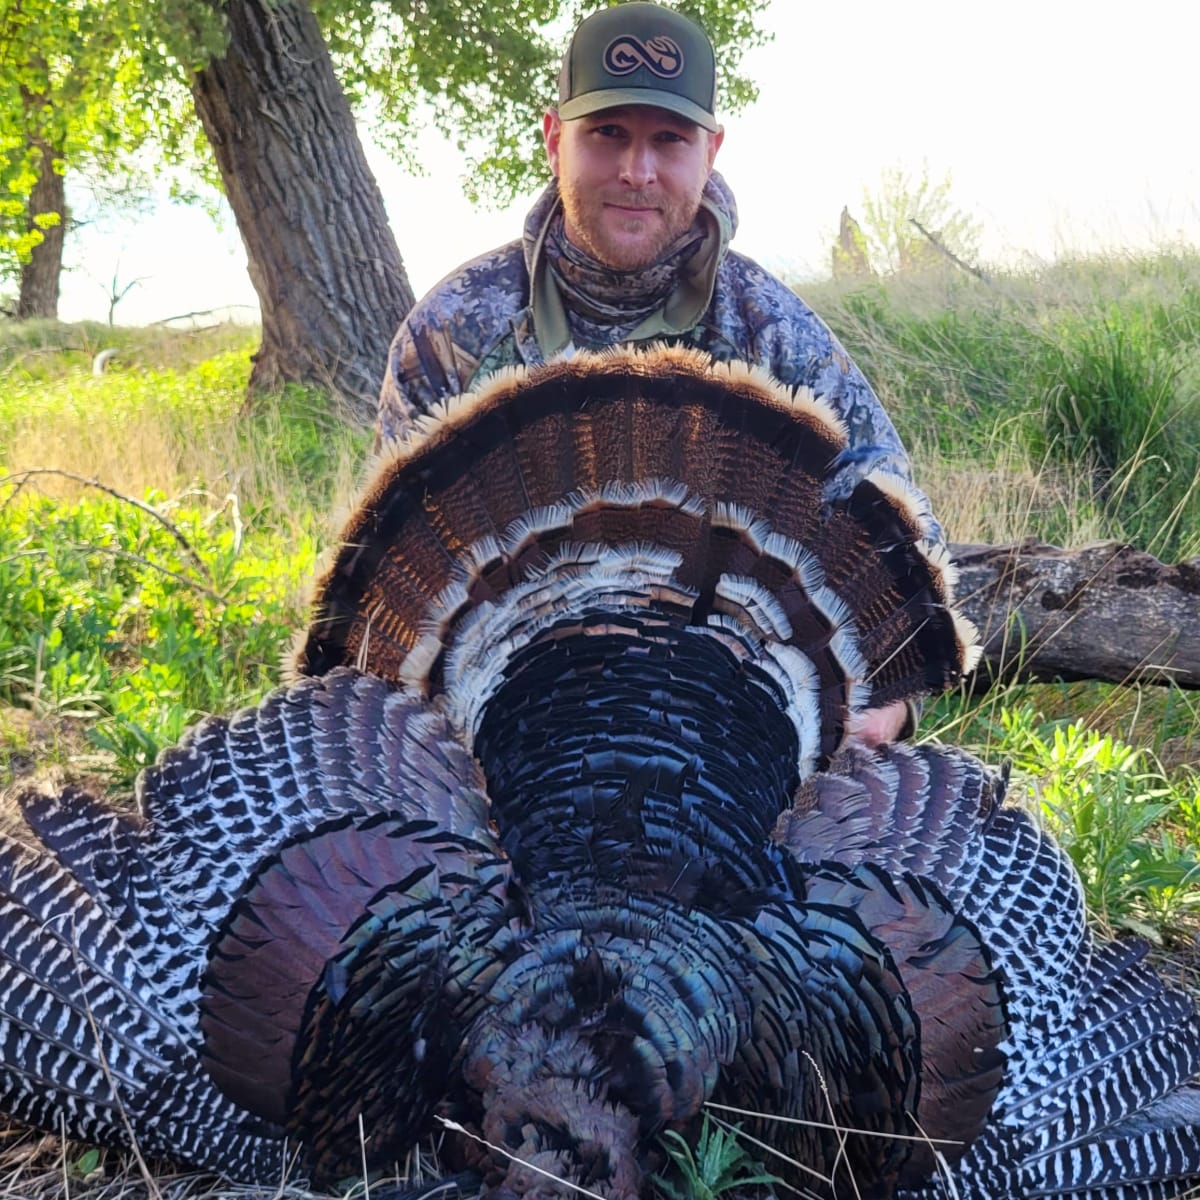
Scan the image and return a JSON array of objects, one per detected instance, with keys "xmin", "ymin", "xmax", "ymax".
[{"xmin": 618, "ymin": 140, "xmax": 657, "ymax": 188}]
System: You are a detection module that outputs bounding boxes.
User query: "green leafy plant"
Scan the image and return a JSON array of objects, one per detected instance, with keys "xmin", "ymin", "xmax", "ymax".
[
  {"xmin": 654, "ymin": 1118, "xmax": 780, "ymax": 1200},
  {"xmin": 997, "ymin": 707, "xmax": 1200, "ymax": 941},
  {"xmin": 0, "ymin": 485, "xmax": 318, "ymax": 780}
]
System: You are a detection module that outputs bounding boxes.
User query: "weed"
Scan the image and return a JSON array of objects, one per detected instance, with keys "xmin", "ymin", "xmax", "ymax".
[
  {"xmin": 654, "ymin": 1118, "xmax": 780, "ymax": 1200},
  {"xmin": 988, "ymin": 707, "xmax": 1200, "ymax": 941}
]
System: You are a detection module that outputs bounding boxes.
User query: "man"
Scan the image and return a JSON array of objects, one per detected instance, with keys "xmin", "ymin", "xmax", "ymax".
[{"xmin": 377, "ymin": 2, "xmax": 929, "ymax": 743}]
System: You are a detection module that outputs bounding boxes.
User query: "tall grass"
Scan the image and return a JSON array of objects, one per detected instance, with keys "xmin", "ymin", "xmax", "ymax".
[
  {"xmin": 1, "ymin": 322, "xmax": 364, "ymax": 528},
  {"xmin": 805, "ymin": 246, "xmax": 1200, "ymax": 558},
  {"xmin": 809, "ymin": 250, "xmax": 1200, "ymax": 943}
]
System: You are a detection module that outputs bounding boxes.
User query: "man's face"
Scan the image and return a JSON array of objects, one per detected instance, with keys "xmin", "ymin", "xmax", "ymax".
[{"xmin": 543, "ymin": 105, "xmax": 724, "ymax": 271}]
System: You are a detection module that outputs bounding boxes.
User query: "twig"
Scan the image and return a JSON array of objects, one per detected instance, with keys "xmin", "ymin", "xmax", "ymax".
[
  {"xmin": 65, "ymin": 911, "xmax": 164, "ymax": 1200},
  {"xmin": 57, "ymin": 1115, "xmax": 69, "ymax": 1200},
  {"xmin": 703, "ymin": 1101, "xmax": 962, "ymax": 1145},
  {"xmin": 0, "ymin": 469, "xmax": 213, "ymax": 583},
  {"xmin": 150, "ymin": 305, "xmax": 259, "ymax": 327},
  {"xmin": 106, "ymin": 273, "xmax": 147, "ymax": 327},
  {"xmin": 434, "ymin": 1117, "xmax": 605, "ymax": 1200},
  {"xmin": 909, "ymin": 218, "xmax": 992, "ymax": 283},
  {"xmin": 360, "ymin": 1113, "xmax": 371, "ymax": 1200}
]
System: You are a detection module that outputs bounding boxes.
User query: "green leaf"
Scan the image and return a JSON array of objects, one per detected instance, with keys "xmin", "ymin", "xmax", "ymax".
[{"xmin": 72, "ymin": 1147, "xmax": 101, "ymax": 1177}]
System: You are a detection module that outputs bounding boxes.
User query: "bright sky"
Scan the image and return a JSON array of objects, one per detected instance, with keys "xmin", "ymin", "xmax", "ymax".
[{"xmin": 58, "ymin": 0, "xmax": 1200, "ymax": 326}]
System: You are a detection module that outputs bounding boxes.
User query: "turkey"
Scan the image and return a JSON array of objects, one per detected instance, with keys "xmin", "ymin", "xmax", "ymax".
[{"xmin": 2, "ymin": 344, "xmax": 1199, "ymax": 1200}]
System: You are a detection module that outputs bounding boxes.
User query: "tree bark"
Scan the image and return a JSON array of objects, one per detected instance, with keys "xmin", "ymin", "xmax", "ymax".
[
  {"xmin": 949, "ymin": 539, "xmax": 1200, "ymax": 690},
  {"xmin": 15, "ymin": 136, "xmax": 65, "ymax": 320},
  {"xmin": 190, "ymin": 0, "xmax": 415, "ymax": 425}
]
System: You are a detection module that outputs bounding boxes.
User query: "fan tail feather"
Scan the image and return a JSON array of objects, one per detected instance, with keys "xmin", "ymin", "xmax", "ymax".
[{"xmin": 297, "ymin": 348, "xmax": 975, "ymax": 729}]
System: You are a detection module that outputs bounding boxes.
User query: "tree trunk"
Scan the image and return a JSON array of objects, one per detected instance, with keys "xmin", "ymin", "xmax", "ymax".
[
  {"xmin": 15, "ymin": 136, "xmax": 65, "ymax": 321},
  {"xmin": 190, "ymin": 0, "xmax": 415, "ymax": 425},
  {"xmin": 949, "ymin": 539, "xmax": 1200, "ymax": 690}
]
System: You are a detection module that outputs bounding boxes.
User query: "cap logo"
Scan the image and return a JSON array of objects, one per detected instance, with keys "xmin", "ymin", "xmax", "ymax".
[{"xmin": 602, "ymin": 34, "xmax": 684, "ymax": 79}]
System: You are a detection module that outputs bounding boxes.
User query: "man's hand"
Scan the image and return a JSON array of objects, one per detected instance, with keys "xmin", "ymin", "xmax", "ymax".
[{"xmin": 845, "ymin": 699, "xmax": 913, "ymax": 747}]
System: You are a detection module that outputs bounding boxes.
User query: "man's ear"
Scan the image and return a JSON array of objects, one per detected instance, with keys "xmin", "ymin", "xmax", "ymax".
[
  {"xmin": 706, "ymin": 126, "xmax": 725, "ymax": 173},
  {"xmin": 543, "ymin": 109, "xmax": 564, "ymax": 177}
]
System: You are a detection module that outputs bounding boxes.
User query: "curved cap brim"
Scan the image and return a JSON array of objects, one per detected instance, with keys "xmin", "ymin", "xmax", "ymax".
[{"xmin": 558, "ymin": 88, "xmax": 720, "ymax": 133}]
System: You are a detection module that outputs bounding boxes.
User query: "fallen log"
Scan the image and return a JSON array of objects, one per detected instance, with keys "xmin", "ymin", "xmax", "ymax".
[{"xmin": 948, "ymin": 539, "xmax": 1200, "ymax": 690}]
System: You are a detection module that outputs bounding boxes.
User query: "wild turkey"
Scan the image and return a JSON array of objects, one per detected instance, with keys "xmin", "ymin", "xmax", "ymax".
[{"xmin": 2, "ymin": 345, "xmax": 1199, "ymax": 1200}]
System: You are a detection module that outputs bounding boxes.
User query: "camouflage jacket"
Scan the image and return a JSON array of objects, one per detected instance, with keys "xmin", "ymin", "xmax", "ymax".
[{"xmin": 378, "ymin": 174, "xmax": 937, "ymax": 537}]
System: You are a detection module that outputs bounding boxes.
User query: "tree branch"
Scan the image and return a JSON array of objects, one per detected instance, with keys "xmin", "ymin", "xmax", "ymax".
[
  {"xmin": 0, "ymin": 469, "xmax": 214, "ymax": 583},
  {"xmin": 909, "ymin": 219, "xmax": 991, "ymax": 283}
]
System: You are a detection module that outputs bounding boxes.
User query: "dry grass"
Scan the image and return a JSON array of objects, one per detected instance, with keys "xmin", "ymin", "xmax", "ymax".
[
  {"xmin": 0, "ymin": 1125, "xmax": 454, "ymax": 1200},
  {"xmin": 1, "ymin": 390, "xmax": 364, "ymax": 544},
  {"xmin": 1, "ymin": 321, "xmax": 367, "ymax": 544},
  {"xmin": 914, "ymin": 439, "xmax": 1109, "ymax": 549},
  {"xmin": 0, "ymin": 1128, "xmax": 221, "ymax": 1200},
  {"xmin": 4, "ymin": 416, "xmax": 188, "ymax": 503}
]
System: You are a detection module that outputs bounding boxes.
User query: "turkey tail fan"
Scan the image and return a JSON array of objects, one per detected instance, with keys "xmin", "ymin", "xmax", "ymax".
[
  {"xmin": 296, "ymin": 345, "xmax": 978, "ymax": 759},
  {"xmin": 0, "ymin": 668, "xmax": 512, "ymax": 1187},
  {"xmin": 775, "ymin": 742, "xmax": 1200, "ymax": 1198}
]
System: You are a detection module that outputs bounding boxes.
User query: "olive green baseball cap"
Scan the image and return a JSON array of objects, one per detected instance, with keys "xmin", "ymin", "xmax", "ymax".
[{"xmin": 557, "ymin": 3, "xmax": 719, "ymax": 132}]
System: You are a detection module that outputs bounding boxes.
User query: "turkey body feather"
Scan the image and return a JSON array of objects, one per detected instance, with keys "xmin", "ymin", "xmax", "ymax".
[{"xmin": 1, "ymin": 346, "xmax": 1198, "ymax": 1199}]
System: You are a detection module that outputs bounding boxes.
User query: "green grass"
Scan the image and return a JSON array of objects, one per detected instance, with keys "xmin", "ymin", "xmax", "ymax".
[
  {"xmin": 806, "ymin": 246, "xmax": 1200, "ymax": 558},
  {"xmin": 0, "ymin": 319, "xmax": 257, "ymax": 383}
]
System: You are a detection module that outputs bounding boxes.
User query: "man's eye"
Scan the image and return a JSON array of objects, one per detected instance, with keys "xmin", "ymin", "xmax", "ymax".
[{"xmin": 594, "ymin": 125, "xmax": 624, "ymax": 137}]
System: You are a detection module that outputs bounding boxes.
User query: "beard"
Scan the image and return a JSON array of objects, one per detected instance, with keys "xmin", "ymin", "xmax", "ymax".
[{"xmin": 558, "ymin": 178, "xmax": 705, "ymax": 270}]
